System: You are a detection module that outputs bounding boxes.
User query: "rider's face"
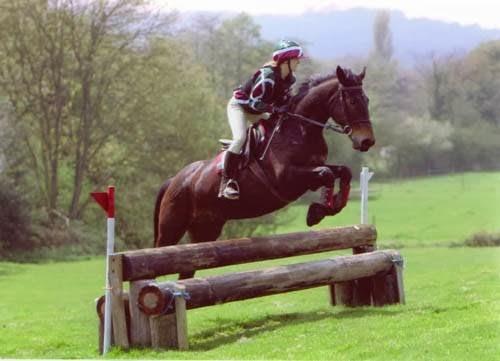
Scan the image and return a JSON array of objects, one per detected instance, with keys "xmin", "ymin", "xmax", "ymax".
[{"xmin": 289, "ymin": 58, "xmax": 300, "ymax": 71}]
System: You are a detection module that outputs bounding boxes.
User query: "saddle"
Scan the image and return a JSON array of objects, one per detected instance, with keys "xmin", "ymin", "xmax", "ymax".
[
  {"xmin": 217, "ymin": 117, "xmax": 292, "ymax": 203},
  {"xmin": 218, "ymin": 119, "xmax": 274, "ymax": 169}
]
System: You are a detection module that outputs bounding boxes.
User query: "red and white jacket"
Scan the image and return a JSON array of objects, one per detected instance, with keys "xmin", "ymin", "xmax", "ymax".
[{"xmin": 233, "ymin": 66, "xmax": 295, "ymax": 114}]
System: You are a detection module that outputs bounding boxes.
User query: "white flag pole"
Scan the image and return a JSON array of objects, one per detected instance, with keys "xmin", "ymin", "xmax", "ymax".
[
  {"xmin": 360, "ymin": 167, "xmax": 374, "ymax": 224},
  {"xmin": 91, "ymin": 186, "xmax": 115, "ymax": 355}
]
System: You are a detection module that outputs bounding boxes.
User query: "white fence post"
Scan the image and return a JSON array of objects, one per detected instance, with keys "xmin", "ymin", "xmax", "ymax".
[
  {"xmin": 360, "ymin": 167, "xmax": 374, "ymax": 224},
  {"xmin": 91, "ymin": 186, "xmax": 115, "ymax": 355}
]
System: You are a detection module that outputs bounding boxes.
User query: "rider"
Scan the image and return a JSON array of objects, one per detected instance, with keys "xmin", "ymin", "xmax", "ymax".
[{"xmin": 220, "ymin": 40, "xmax": 305, "ymax": 200}]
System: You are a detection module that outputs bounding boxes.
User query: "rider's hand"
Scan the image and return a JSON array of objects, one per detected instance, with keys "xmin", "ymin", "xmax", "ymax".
[
  {"xmin": 262, "ymin": 104, "xmax": 274, "ymax": 113},
  {"xmin": 272, "ymin": 104, "xmax": 289, "ymax": 114}
]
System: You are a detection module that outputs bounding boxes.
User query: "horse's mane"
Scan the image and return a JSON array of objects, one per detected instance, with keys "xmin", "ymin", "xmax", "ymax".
[
  {"xmin": 292, "ymin": 72, "xmax": 337, "ymax": 105},
  {"xmin": 291, "ymin": 68, "xmax": 359, "ymax": 109}
]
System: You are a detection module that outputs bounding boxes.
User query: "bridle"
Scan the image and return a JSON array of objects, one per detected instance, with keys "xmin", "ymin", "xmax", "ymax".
[
  {"xmin": 327, "ymin": 84, "xmax": 372, "ymax": 130},
  {"xmin": 260, "ymin": 79, "xmax": 372, "ymax": 161},
  {"xmin": 285, "ymin": 83, "xmax": 371, "ymax": 135}
]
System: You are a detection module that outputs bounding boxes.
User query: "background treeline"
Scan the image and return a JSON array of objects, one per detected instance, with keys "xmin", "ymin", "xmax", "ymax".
[{"xmin": 0, "ymin": 0, "xmax": 498, "ymax": 259}]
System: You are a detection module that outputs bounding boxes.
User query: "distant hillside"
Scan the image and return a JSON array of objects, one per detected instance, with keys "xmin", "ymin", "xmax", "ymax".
[
  {"xmin": 177, "ymin": 7, "xmax": 500, "ymax": 66},
  {"xmin": 254, "ymin": 8, "xmax": 500, "ymax": 65}
]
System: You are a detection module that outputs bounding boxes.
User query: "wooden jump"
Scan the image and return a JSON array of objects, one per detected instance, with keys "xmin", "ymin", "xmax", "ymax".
[{"xmin": 97, "ymin": 224, "xmax": 405, "ymax": 351}]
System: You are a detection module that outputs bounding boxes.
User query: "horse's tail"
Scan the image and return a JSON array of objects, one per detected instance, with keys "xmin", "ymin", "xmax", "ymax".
[{"xmin": 153, "ymin": 178, "xmax": 172, "ymax": 246}]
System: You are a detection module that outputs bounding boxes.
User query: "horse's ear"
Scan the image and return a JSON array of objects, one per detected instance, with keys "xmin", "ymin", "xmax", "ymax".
[
  {"xmin": 336, "ymin": 66, "xmax": 347, "ymax": 85},
  {"xmin": 360, "ymin": 66, "xmax": 366, "ymax": 80}
]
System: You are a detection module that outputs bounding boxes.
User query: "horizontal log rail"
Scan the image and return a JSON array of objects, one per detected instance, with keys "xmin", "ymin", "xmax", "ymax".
[
  {"xmin": 138, "ymin": 249, "xmax": 401, "ymax": 315},
  {"xmin": 120, "ymin": 224, "xmax": 376, "ymax": 281}
]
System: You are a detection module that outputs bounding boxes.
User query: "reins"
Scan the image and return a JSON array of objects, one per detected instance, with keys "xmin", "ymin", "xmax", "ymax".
[
  {"xmin": 259, "ymin": 111, "xmax": 349, "ymax": 162},
  {"xmin": 284, "ymin": 112, "xmax": 352, "ymax": 135},
  {"xmin": 260, "ymin": 81, "xmax": 371, "ymax": 161},
  {"xmin": 285, "ymin": 83, "xmax": 371, "ymax": 135}
]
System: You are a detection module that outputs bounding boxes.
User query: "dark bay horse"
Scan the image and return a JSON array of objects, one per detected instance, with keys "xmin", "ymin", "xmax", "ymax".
[{"xmin": 154, "ymin": 66, "xmax": 375, "ymax": 277}]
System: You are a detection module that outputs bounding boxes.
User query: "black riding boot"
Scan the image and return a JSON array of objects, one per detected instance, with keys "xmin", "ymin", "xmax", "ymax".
[{"xmin": 219, "ymin": 151, "xmax": 241, "ymax": 200}]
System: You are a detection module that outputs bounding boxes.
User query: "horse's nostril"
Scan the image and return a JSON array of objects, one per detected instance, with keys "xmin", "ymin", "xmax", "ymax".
[
  {"xmin": 361, "ymin": 139, "xmax": 375, "ymax": 148},
  {"xmin": 361, "ymin": 139, "xmax": 375, "ymax": 150}
]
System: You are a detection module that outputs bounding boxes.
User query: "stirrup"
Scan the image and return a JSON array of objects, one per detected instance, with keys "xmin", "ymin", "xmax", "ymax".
[{"xmin": 222, "ymin": 179, "xmax": 240, "ymax": 200}]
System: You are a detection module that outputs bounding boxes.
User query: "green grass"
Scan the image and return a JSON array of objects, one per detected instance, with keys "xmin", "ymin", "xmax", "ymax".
[
  {"xmin": 1, "ymin": 172, "xmax": 499, "ymax": 359},
  {"xmin": 275, "ymin": 172, "xmax": 500, "ymax": 245},
  {"xmin": 0, "ymin": 248, "xmax": 499, "ymax": 360}
]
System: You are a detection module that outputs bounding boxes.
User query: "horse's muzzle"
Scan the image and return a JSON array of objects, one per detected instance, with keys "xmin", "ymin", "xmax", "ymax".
[
  {"xmin": 361, "ymin": 138, "xmax": 375, "ymax": 152},
  {"xmin": 353, "ymin": 138, "xmax": 375, "ymax": 152}
]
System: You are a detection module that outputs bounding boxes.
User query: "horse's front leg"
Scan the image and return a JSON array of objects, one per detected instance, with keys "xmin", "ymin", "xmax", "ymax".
[
  {"xmin": 325, "ymin": 165, "xmax": 352, "ymax": 212},
  {"xmin": 285, "ymin": 165, "xmax": 336, "ymax": 192},
  {"xmin": 306, "ymin": 165, "xmax": 352, "ymax": 226}
]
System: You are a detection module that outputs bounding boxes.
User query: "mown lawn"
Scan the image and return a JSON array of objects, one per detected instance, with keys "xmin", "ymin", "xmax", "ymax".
[
  {"xmin": 0, "ymin": 172, "xmax": 499, "ymax": 359},
  {"xmin": 275, "ymin": 172, "xmax": 500, "ymax": 245},
  {"xmin": 0, "ymin": 247, "xmax": 499, "ymax": 360}
]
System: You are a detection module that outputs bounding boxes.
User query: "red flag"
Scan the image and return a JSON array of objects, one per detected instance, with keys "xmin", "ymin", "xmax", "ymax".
[{"xmin": 91, "ymin": 186, "xmax": 115, "ymax": 218}]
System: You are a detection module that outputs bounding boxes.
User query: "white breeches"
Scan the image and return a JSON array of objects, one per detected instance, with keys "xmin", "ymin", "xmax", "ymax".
[{"xmin": 226, "ymin": 97, "xmax": 270, "ymax": 154}]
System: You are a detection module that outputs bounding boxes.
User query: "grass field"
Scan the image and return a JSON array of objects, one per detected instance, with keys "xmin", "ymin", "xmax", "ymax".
[
  {"xmin": 275, "ymin": 172, "xmax": 500, "ymax": 245},
  {"xmin": 0, "ymin": 172, "xmax": 499, "ymax": 359}
]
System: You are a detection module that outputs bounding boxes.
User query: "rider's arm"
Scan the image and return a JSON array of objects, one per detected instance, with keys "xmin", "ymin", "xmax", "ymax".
[{"xmin": 247, "ymin": 68, "xmax": 275, "ymax": 113}]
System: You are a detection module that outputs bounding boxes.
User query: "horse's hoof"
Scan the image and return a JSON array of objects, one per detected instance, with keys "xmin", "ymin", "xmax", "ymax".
[{"xmin": 306, "ymin": 203, "xmax": 327, "ymax": 227}]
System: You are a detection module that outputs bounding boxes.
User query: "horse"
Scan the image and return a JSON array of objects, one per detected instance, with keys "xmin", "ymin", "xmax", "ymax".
[{"xmin": 154, "ymin": 65, "xmax": 375, "ymax": 279}]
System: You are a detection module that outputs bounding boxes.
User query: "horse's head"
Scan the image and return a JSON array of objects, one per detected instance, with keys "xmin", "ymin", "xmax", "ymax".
[{"xmin": 329, "ymin": 66, "xmax": 375, "ymax": 152}]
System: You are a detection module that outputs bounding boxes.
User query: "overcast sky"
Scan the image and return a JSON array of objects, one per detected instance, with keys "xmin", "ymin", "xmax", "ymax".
[{"xmin": 152, "ymin": 0, "xmax": 500, "ymax": 29}]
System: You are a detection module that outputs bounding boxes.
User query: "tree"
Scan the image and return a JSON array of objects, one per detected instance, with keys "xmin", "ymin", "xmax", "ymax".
[
  {"xmin": 181, "ymin": 13, "xmax": 273, "ymax": 99},
  {"xmin": 462, "ymin": 41, "xmax": 500, "ymax": 126},
  {"xmin": 0, "ymin": 0, "xmax": 173, "ymax": 221},
  {"xmin": 415, "ymin": 53, "xmax": 467, "ymax": 122},
  {"xmin": 372, "ymin": 10, "xmax": 393, "ymax": 62}
]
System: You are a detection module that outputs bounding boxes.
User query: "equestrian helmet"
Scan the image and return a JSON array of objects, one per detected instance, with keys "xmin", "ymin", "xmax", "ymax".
[{"xmin": 272, "ymin": 40, "xmax": 304, "ymax": 63}]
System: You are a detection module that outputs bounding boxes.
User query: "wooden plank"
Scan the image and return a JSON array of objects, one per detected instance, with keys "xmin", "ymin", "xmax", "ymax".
[
  {"xmin": 138, "ymin": 250, "xmax": 401, "ymax": 314},
  {"xmin": 120, "ymin": 225, "xmax": 377, "ymax": 281},
  {"xmin": 372, "ymin": 253, "xmax": 405, "ymax": 306},
  {"xmin": 351, "ymin": 245, "xmax": 376, "ymax": 306},
  {"xmin": 109, "ymin": 254, "xmax": 130, "ymax": 349},
  {"xmin": 149, "ymin": 284, "xmax": 188, "ymax": 350},
  {"xmin": 372, "ymin": 268, "xmax": 399, "ymax": 306},
  {"xmin": 352, "ymin": 277, "xmax": 373, "ymax": 306},
  {"xmin": 334, "ymin": 281, "xmax": 355, "ymax": 306},
  {"xmin": 150, "ymin": 314, "xmax": 177, "ymax": 349},
  {"xmin": 335, "ymin": 244, "xmax": 377, "ymax": 307},
  {"xmin": 394, "ymin": 259, "xmax": 406, "ymax": 304},
  {"xmin": 129, "ymin": 280, "xmax": 153, "ymax": 347},
  {"xmin": 174, "ymin": 285, "xmax": 188, "ymax": 350},
  {"xmin": 330, "ymin": 243, "xmax": 376, "ymax": 306}
]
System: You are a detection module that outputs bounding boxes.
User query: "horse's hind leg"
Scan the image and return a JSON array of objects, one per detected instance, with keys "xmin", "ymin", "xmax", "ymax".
[
  {"xmin": 153, "ymin": 178, "xmax": 172, "ymax": 245},
  {"xmin": 155, "ymin": 189, "xmax": 191, "ymax": 248},
  {"xmin": 177, "ymin": 219, "xmax": 226, "ymax": 280}
]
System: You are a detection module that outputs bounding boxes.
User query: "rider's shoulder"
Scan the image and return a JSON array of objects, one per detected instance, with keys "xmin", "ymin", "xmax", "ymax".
[{"xmin": 257, "ymin": 66, "xmax": 276, "ymax": 79}]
